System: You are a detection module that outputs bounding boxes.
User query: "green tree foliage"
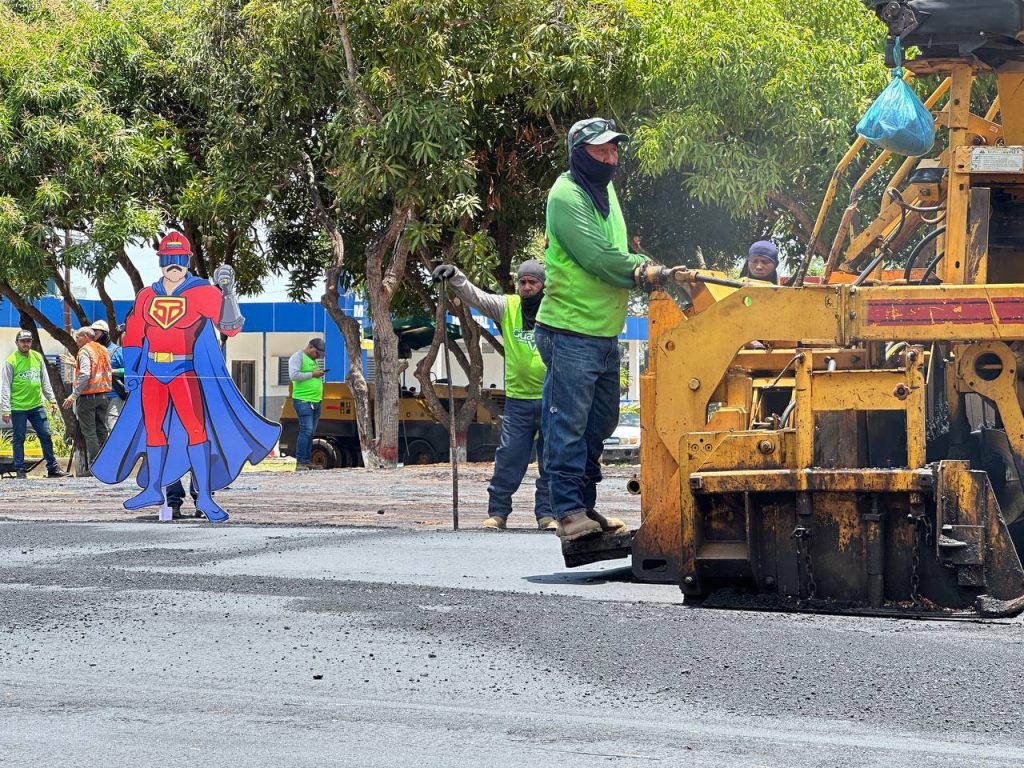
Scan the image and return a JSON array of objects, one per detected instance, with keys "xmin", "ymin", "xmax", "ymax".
[{"xmin": 629, "ymin": 0, "xmax": 887, "ymax": 268}]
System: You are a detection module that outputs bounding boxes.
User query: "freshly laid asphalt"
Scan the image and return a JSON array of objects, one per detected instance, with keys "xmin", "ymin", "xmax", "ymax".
[{"xmin": 1, "ymin": 521, "xmax": 1022, "ymax": 767}]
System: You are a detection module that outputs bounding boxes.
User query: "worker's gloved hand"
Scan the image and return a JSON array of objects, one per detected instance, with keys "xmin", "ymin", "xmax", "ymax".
[
  {"xmin": 634, "ymin": 262, "xmax": 678, "ymax": 292},
  {"xmin": 431, "ymin": 264, "xmax": 458, "ymax": 283}
]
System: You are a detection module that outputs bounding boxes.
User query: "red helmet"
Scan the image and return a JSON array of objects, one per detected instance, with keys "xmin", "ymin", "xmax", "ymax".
[{"xmin": 158, "ymin": 230, "xmax": 192, "ymax": 267}]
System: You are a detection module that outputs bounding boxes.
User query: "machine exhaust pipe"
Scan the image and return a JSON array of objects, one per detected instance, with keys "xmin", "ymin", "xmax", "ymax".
[{"xmin": 626, "ymin": 474, "xmax": 641, "ymax": 495}]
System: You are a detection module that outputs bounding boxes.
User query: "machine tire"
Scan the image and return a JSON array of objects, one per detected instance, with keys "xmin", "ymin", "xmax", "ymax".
[
  {"xmin": 310, "ymin": 439, "xmax": 338, "ymax": 470},
  {"xmin": 404, "ymin": 439, "xmax": 438, "ymax": 465}
]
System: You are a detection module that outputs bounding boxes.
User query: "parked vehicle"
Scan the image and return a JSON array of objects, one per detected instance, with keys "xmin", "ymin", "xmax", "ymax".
[
  {"xmin": 278, "ymin": 382, "xmax": 503, "ymax": 468},
  {"xmin": 603, "ymin": 410, "xmax": 640, "ymax": 463}
]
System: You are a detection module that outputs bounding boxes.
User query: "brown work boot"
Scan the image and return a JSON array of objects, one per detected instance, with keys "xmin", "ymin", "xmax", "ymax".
[
  {"xmin": 587, "ymin": 509, "xmax": 626, "ymax": 532},
  {"xmin": 481, "ymin": 516, "xmax": 507, "ymax": 530},
  {"xmin": 556, "ymin": 511, "xmax": 602, "ymax": 541},
  {"xmin": 536, "ymin": 516, "xmax": 558, "ymax": 531}
]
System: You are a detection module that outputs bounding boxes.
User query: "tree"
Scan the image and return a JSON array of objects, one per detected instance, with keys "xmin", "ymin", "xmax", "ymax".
[
  {"xmin": 629, "ymin": 0, "xmax": 888, "ymax": 268},
  {"xmin": 0, "ymin": 1, "xmax": 169, "ymax": 459}
]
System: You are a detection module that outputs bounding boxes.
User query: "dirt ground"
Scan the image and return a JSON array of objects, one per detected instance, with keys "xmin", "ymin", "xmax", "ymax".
[{"xmin": 0, "ymin": 460, "xmax": 641, "ymax": 529}]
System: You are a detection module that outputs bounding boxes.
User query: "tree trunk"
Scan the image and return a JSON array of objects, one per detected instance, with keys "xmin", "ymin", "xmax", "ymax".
[
  {"xmin": 414, "ymin": 290, "xmax": 488, "ymax": 458},
  {"xmin": 96, "ymin": 275, "xmax": 118, "ymax": 332},
  {"xmin": 183, "ymin": 219, "xmax": 210, "ymax": 278},
  {"xmin": 363, "ymin": 204, "xmax": 413, "ymax": 469},
  {"xmin": 49, "ymin": 261, "xmax": 89, "ymax": 327},
  {"xmin": 118, "ymin": 246, "xmax": 145, "ymax": 295},
  {"xmin": 303, "ymin": 150, "xmax": 376, "ymax": 467}
]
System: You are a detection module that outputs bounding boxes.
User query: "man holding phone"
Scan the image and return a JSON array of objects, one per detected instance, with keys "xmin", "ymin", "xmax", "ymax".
[{"xmin": 289, "ymin": 338, "xmax": 326, "ymax": 471}]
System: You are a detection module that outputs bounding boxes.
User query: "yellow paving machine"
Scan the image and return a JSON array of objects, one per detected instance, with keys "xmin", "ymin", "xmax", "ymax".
[{"xmin": 566, "ymin": 0, "xmax": 1024, "ymax": 617}]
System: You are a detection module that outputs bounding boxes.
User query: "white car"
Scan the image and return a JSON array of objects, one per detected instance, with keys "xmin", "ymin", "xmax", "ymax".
[{"xmin": 602, "ymin": 411, "xmax": 640, "ymax": 463}]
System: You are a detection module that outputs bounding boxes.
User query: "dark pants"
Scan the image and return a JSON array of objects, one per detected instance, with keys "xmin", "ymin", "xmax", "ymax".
[
  {"xmin": 294, "ymin": 399, "xmax": 322, "ymax": 464},
  {"xmin": 535, "ymin": 326, "xmax": 620, "ymax": 520},
  {"xmin": 11, "ymin": 407, "xmax": 60, "ymax": 473},
  {"xmin": 486, "ymin": 397, "xmax": 551, "ymax": 521},
  {"xmin": 166, "ymin": 477, "xmax": 198, "ymax": 508},
  {"xmin": 75, "ymin": 394, "xmax": 109, "ymax": 468}
]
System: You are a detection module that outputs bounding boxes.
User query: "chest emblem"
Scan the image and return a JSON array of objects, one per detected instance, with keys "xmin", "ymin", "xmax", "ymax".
[
  {"xmin": 512, "ymin": 327, "xmax": 537, "ymax": 351},
  {"xmin": 149, "ymin": 296, "xmax": 187, "ymax": 329}
]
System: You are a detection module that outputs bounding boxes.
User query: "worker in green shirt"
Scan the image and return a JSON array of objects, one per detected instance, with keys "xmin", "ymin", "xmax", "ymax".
[
  {"xmin": 432, "ymin": 259, "xmax": 553, "ymax": 531},
  {"xmin": 535, "ymin": 116, "xmax": 654, "ymax": 541},
  {"xmin": 0, "ymin": 330, "xmax": 67, "ymax": 479},
  {"xmin": 289, "ymin": 337, "xmax": 326, "ymax": 470}
]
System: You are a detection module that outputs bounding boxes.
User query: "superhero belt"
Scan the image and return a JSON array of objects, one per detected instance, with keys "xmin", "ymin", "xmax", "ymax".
[{"xmin": 148, "ymin": 352, "xmax": 194, "ymax": 363}]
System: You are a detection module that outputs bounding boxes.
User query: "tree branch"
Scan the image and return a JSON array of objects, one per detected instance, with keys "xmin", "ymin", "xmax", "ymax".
[
  {"xmin": 96, "ymin": 274, "xmax": 118, "ymax": 331},
  {"xmin": 767, "ymin": 191, "xmax": 825, "ymax": 256},
  {"xmin": 48, "ymin": 260, "xmax": 89, "ymax": 327},
  {"xmin": 329, "ymin": 2, "xmax": 383, "ymax": 121},
  {"xmin": 0, "ymin": 278, "xmax": 77, "ymax": 354},
  {"xmin": 118, "ymin": 246, "xmax": 144, "ymax": 295}
]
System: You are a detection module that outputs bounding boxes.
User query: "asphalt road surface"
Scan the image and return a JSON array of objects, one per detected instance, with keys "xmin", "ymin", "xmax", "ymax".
[{"xmin": 2, "ymin": 521, "xmax": 1022, "ymax": 767}]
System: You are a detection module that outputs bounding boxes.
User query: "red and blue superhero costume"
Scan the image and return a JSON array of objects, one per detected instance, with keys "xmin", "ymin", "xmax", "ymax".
[{"xmin": 92, "ymin": 232, "xmax": 280, "ymax": 522}]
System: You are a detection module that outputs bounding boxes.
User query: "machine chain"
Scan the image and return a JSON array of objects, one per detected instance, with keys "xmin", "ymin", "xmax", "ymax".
[{"xmin": 791, "ymin": 525, "xmax": 818, "ymax": 600}]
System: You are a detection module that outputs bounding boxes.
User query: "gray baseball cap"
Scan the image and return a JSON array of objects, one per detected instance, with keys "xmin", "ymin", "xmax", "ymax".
[{"xmin": 567, "ymin": 117, "xmax": 629, "ymax": 155}]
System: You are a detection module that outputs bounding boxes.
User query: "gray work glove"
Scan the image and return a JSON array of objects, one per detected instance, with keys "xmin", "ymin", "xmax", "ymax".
[{"xmin": 431, "ymin": 264, "xmax": 458, "ymax": 283}]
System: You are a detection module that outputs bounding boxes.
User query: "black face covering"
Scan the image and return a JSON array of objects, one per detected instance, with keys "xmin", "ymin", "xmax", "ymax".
[
  {"xmin": 569, "ymin": 145, "xmax": 617, "ymax": 219},
  {"xmin": 520, "ymin": 290, "xmax": 543, "ymax": 331}
]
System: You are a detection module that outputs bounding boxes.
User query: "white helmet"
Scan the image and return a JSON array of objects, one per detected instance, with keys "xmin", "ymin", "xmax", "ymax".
[{"xmin": 91, "ymin": 319, "xmax": 110, "ymax": 333}]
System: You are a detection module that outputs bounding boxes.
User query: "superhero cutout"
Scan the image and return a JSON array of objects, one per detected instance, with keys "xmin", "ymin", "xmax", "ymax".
[{"xmin": 92, "ymin": 231, "xmax": 280, "ymax": 522}]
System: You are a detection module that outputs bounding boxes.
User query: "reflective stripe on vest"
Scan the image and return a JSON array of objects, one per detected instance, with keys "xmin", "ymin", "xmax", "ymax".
[{"xmin": 79, "ymin": 341, "xmax": 113, "ymax": 394}]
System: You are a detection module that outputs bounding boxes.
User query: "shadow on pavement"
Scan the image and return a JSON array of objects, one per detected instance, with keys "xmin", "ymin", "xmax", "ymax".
[{"xmin": 523, "ymin": 565, "xmax": 637, "ymax": 586}]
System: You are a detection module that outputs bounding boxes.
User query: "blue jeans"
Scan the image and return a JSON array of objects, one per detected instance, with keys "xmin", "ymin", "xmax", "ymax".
[
  {"xmin": 11, "ymin": 407, "xmax": 60, "ymax": 473},
  {"xmin": 487, "ymin": 397, "xmax": 551, "ymax": 521},
  {"xmin": 535, "ymin": 327, "xmax": 620, "ymax": 520},
  {"xmin": 166, "ymin": 476, "xmax": 198, "ymax": 508},
  {"xmin": 294, "ymin": 399, "xmax": 322, "ymax": 464}
]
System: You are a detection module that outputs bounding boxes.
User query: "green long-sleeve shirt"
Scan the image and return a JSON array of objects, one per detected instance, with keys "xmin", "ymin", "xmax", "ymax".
[{"xmin": 536, "ymin": 172, "xmax": 644, "ymax": 338}]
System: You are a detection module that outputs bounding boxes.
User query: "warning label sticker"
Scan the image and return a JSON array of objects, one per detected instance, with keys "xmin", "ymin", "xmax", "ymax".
[{"xmin": 971, "ymin": 147, "xmax": 1024, "ymax": 173}]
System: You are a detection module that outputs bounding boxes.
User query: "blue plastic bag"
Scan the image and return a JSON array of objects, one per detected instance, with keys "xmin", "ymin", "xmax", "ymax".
[{"xmin": 856, "ymin": 38, "xmax": 935, "ymax": 157}]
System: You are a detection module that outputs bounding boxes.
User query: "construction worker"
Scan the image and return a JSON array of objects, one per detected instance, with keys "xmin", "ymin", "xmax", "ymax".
[
  {"xmin": 62, "ymin": 327, "xmax": 113, "ymax": 473},
  {"xmin": 535, "ymin": 117, "xmax": 648, "ymax": 541},
  {"xmin": 0, "ymin": 330, "xmax": 67, "ymax": 479},
  {"xmin": 431, "ymin": 259, "xmax": 554, "ymax": 531},
  {"xmin": 740, "ymin": 240, "xmax": 780, "ymax": 285},
  {"xmin": 90, "ymin": 319, "xmax": 126, "ymax": 429},
  {"xmin": 289, "ymin": 337, "xmax": 326, "ymax": 470}
]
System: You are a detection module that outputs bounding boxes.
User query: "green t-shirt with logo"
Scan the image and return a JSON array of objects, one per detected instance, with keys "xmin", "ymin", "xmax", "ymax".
[
  {"xmin": 292, "ymin": 353, "xmax": 324, "ymax": 403},
  {"xmin": 500, "ymin": 295, "xmax": 546, "ymax": 400},
  {"xmin": 6, "ymin": 350, "xmax": 46, "ymax": 411}
]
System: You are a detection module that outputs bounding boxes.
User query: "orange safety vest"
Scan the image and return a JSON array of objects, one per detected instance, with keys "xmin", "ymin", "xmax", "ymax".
[{"xmin": 78, "ymin": 341, "xmax": 113, "ymax": 395}]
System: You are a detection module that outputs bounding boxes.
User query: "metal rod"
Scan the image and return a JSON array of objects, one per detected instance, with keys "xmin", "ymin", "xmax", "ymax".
[
  {"xmin": 438, "ymin": 279, "xmax": 459, "ymax": 531},
  {"xmin": 696, "ymin": 273, "xmax": 748, "ymax": 289},
  {"xmin": 853, "ymin": 250, "xmax": 887, "ymax": 286},
  {"xmin": 864, "ymin": 496, "xmax": 886, "ymax": 608}
]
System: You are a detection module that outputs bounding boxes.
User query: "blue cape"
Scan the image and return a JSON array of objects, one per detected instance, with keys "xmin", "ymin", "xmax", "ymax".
[{"xmin": 92, "ymin": 275, "xmax": 281, "ymax": 490}]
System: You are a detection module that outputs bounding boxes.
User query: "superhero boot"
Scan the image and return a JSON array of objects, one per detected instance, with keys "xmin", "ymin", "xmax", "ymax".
[
  {"xmin": 124, "ymin": 445, "xmax": 169, "ymax": 510},
  {"xmin": 187, "ymin": 442, "xmax": 229, "ymax": 523}
]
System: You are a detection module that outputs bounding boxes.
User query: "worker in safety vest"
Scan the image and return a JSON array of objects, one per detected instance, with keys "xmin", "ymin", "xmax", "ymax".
[
  {"xmin": 431, "ymin": 260, "xmax": 554, "ymax": 530},
  {"xmin": 62, "ymin": 326, "xmax": 113, "ymax": 473},
  {"xmin": 0, "ymin": 329, "xmax": 67, "ymax": 478}
]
